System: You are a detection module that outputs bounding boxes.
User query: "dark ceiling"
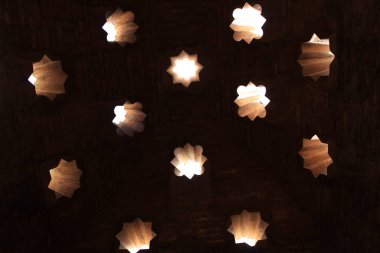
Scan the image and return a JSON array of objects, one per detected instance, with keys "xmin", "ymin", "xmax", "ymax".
[{"xmin": 0, "ymin": 0, "xmax": 379, "ymax": 253}]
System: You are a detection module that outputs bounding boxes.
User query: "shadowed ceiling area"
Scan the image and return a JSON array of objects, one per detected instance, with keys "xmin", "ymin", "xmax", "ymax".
[{"xmin": 0, "ymin": 0, "xmax": 379, "ymax": 253}]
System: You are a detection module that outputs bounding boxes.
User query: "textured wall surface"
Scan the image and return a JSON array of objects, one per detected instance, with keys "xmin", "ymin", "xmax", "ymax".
[{"xmin": 0, "ymin": 0, "xmax": 379, "ymax": 253}]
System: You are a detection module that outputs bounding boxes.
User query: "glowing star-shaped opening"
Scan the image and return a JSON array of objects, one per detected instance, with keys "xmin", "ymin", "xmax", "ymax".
[
  {"xmin": 297, "ymin": 33, "xmax": 335, "ymax": 81},
  {"xmin": 230, "ymin": 3, "xmax": 266, "ymax": 44},
  {"xmin": 48, "ymin": 159, "xmax": 82, "ymax": 199},
  {"xmin": 171, "ymin": 143, "xmax": 207, "ymax": 179},
  {"xmin": 298, "ymin": 135, "xmax": 333, "ymax": 177},
  {"xmin": 112, "ymin": 101, "xmax": 146, "ymax": 137},
  {"xmin": 116, "ymin": 218, "xmax": 157, "ymax": 253},
  {"xmin": 167, "ymin": 51, "xmax": 203, "ymax": 87},
  {"xmin": 234, "ymin": 82, "xmax": 270, "ymax": 121},
  {"xmin": 228, "ymin": 210, "xmax": 268, "ymax": 247},
  {"xmin": 28, "ymin": 55, "xmax": 67, "ymax": 101},
  {"xmin": 102, "ymin": 8, "xmax": 138, "ymax": 45}
]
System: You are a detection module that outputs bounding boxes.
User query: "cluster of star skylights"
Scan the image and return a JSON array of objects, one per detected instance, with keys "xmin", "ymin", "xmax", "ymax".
[{"xmin": 25, "ymin": 2, "xmax": 336, "ymax": 253}]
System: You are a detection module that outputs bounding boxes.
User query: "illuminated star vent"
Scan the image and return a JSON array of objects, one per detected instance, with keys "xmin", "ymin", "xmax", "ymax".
[
  {"xmin": 113, "ymin": 101, "xmax": 147, "ymax": 137},
  {"xmin": 48, "ymin": 159, "xmax": 82, "ymax": 199},
  {"xmin": 298, "ymin": 135, "xmax": 333, "ymax": 177},
  {"xmin": 28, "ymin": 55, "xmax": 67, "ymax": 101},
  {"xmin": 228, "ymin": 210, "xmax": 268, "ymax": 247},
  {"xmin": 102, "ymin": 8, "xmax": 138, "ymax": 45},
  {"xmin": 230, "ymin": 3, "xmax": 266, "ymax": 44},
  {"xmin": 171, "ymin": 143, "xmax": 207, "ymax": 179},
  {"xmin": 297, "ymin": 33, "xmax": 335, "ymax": 81},
  {"xmin": 116, "ymin": 218, "xmax": 157, "ymax": 253},
  {"xmin": 167, "ymin": 51, "xmax": 203, "ymax": 87},
  {"xmin": 234, "ymin": 82, "xmax": 270, "ymax": 121}
]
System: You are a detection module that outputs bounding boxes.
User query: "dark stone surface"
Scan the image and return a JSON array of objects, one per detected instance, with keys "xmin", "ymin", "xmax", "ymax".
[{"xmin": 0, "ymin": 0, "xmax": 378, "ymax": 252}]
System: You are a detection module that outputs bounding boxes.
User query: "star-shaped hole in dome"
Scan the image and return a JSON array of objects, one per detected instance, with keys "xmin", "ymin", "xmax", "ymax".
[
  {"xmin": 112, "ymin": 101, "xmax": 147, "ymax": 137},
  {"xmin": 171, "ymin": 143, "xmax": 207, "ymax": 179},
  {"xmin": 228, "ymin": 210, "xmax": 268, "ymax": 247},
  {"xmin": 298, "ymin": 135, "xmax": 333, "ymax": 177},
  {"xmin": 102, "ymin": 8, "xmax": 138, "ymax": 45},
  {"xmin": 48, "ymin": 159, "xmax": 82, "ymax": 199},
  {"xmin": 230, "ymin": 3, "xmax": 266, "ymax": 44},
  {"xmin": 116, "ymin": 218, "xmax": 157, "ymax": 253},
  {"xmin": 234, "ymin": 82, "xmax": 270, "ymax": 122},
  {"xmin": 297, "ymin": 33, "xmax": 335, "ymax": 81},
  {"xmin": 28, "ymin": 55, "xmax": 67, "ymax": 101},
  {"xmin": 167, "ymin": 51, "xmax": 203, "ymax": 87}
]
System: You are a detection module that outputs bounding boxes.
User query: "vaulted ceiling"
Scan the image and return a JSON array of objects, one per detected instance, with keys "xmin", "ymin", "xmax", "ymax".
[{"xmin": 0, "ymin": 0, "xmax": 379, "ymax": 253}]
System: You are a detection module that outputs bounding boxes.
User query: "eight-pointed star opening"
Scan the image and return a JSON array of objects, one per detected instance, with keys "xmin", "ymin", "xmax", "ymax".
[
  {"xmin": 297, "ymin": 33, "xmax": 335, "ymax": 81},
  {"xmin": 28, "ymin": 55, "xmax": 67, "ymax": 101},
  {"xmin": 167, "ymin": 51, "xmax": 203, "ymax": 87},
  {"xmin": 171, "ymin": 143, "xmax": 207, "ymax": 179},
  {"xmin": 228, "ymin": 210, "xmax": 269, "ymax": 247},
  {"xmin": 234, "ymin": 82, "xmax": 270, "ymax": 122},
  {"xmin": 116, "ymin": 218, "xmax": 157, "ymax": 253},
  {"xmin": 298, "ymin": 135, "xmax": 333, "ymax": 177},
  {"xmin": 230, "ymin": 3, "xmax": 266, "ymax": 44},
  {"xmin": 102, "ymin": 8, "xmax": 138, "ymax": 45},
  {"xmin": 48, "ymin": 159, "xmax": 82, "ymax": 199},
  {"xmin": 113, "ymin": 101, "xmax": 147, "ymax": 137}
]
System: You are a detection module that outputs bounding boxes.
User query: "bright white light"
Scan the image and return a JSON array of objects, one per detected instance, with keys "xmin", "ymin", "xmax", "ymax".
[
  {"xmin": 177, "ymin": 161, "xmax": 202, "ymax": 179},
  {"xmin": 232, "ymin": 6, "xmax": 265, "ymax": 28},
  {"xmin": 126, "ymin": 248, "xmax": 139, "ymax": 253},
  {"xmin": 167, "ymin": 51, "xmax": 203, "ymax": 87},
  {"xmin": 107, "ymin": 33, "xmax": 116, "ymax": 42},
  {"xmin": 311, "ymin": 135, "xmax": 319, "ymax": 140},
  {"xmin": 113, "ymin": 106, "xmax": 127, "ymax": 125},
  {"xmin": 28, "ymin": 74, "xmax": 37, "ymax": 85},
  {"xmin": 172, "ymin": 58, "xmax": 198, "ymax": 81},
  {"xmin": 236, "ymin": 84, "xmax": 270, "ymax": 106},
  {"xmin": 236, "ymin": 237, "xmax": 258, "ymax": 247},
  {"xmin": 257, "ymin": 86, "xmax": 270, "ymax": 106},
  {"xmin": 125, "ymin": 244, "xmax": 149, "ymax": 253},
  {"xmin": 102, "ymin": 22, "xmax": 117, "ymax": 42}
]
